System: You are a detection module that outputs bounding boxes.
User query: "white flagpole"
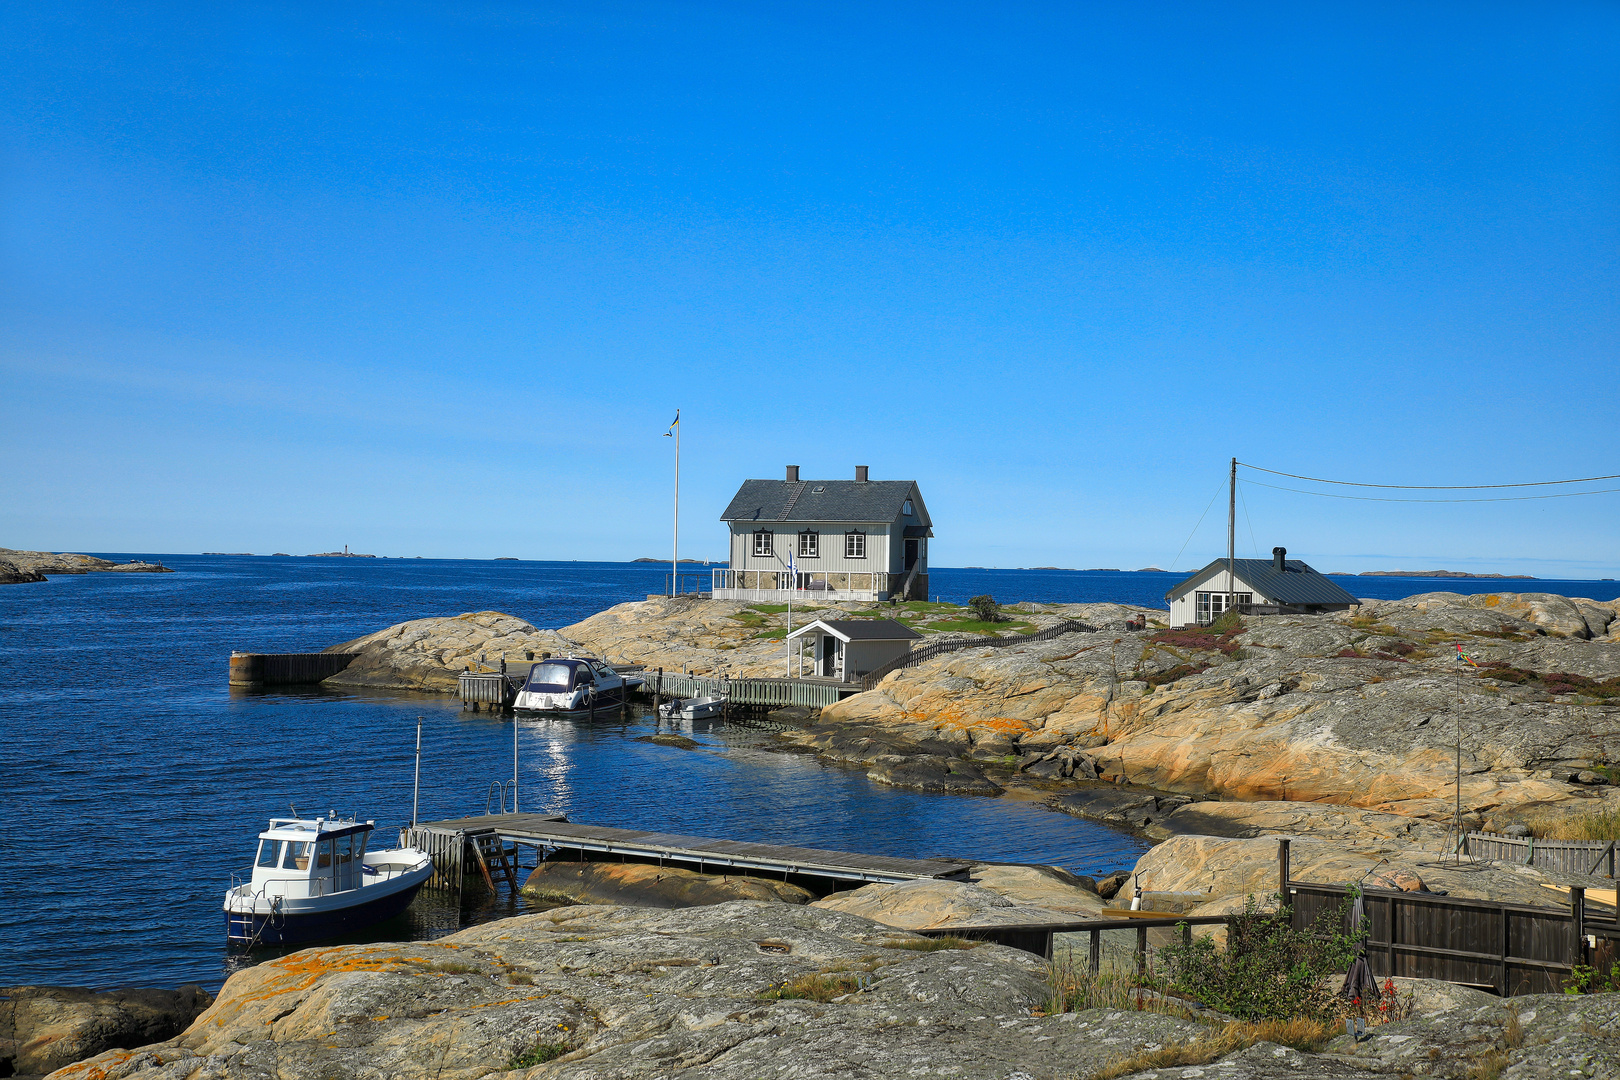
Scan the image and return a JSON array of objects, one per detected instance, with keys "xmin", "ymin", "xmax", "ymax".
[{"xmin": 664, "ymin": 411, "xmax": 680, "ymax": 596}]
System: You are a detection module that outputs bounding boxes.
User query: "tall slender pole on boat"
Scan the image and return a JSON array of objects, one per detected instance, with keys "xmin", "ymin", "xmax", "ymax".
[
  {"xmin": 411, "ymin": 715, "xmax": 422, "ymax": 828},
  {"xmin": 512, "ymin": 709, "xmax": 520, "ymax": 814},
  {"xmin": 665, "ymin": 410, "xmax": 680, "ymax": 596}
]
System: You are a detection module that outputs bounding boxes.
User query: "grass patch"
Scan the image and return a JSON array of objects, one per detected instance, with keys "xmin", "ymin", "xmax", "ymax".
[
  {"xmin": 1138, "ymin": 662, "xmax": 1212, "ymax": 688},
  {"xmin": 508, "ymin": 1037, "xmax": 574, "ymax": 1068},
  {"xmin": 923, "ymin": 618, "xmax": 1035, "ymax": 635},
  {"xmin": 1150, "ymin": 615, "xmax": 1245, "ymax": 656},
  {"xmin": 880, "ymin": 935, "xmax": 978, "ymax": 952},
  {"xmin": 1522, "ymin": 805, "xmax": 1620, "ymax": 841},
  {"xmin": 752, "ymin": 628, "xmax": 790, "ymax": 640},
  {"xmin": 1092, "ymin": 1017, "xmax": 1341, "ymax": 1080},
  {"xmin": 760, "ymin": 971, "xmax": 869, "ymax": 1002},
  {"xmin": 422, "ymin": 960, "xmax": 486, "ymax": 976}
]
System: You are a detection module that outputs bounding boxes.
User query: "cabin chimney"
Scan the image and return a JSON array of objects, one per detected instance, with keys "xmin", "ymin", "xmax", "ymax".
[
  {"xmin": 1273, "ymin": 546, "xmax": 1287, "ymax": 572},
  {"xmin": 786, "ymin": 465, "xmax": 800, "ymax": 482},
  {"xmin": 855, "ymin": 465, "xmax": 869, "ymax": 482}
]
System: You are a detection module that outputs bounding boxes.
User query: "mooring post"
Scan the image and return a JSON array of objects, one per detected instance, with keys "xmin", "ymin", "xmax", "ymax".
[
  {"xmin": 1088, "ymin": 929, "xmax": 1101, "ymax": 974},
  {"xmin": 654, "ymin": 668, "xmax": 663, "ymax": 717}
]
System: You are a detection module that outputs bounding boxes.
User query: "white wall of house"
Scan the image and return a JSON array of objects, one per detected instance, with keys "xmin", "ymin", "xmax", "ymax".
[{"xmin": 1168, "ymin": 568, "xmax": 1261, "ymax": 628}]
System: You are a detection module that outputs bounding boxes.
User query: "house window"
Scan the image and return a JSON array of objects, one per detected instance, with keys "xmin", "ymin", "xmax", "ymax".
[
  {"xmin": 903, "ymin": 499, "xmax": 914, "ymax": 516},
  {"xmin": 845, "ymin": 532, "xmax": 866, "ymax": 558},
  {"xmin": 798, "ymin": 531, "xmax": 818, "ymax": 558},
  {"xmin": 753, "ymin": 530, "xmax": 773, "ymax": 557},
  {"xmin": 1194, "ymin": 591, "xmax": 1252, "ymax": 625}
]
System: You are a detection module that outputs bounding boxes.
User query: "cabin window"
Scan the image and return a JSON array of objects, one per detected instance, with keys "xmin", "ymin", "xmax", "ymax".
[
  {"xmin": 526, "ymin": 661, "xmax": 576, "ymax": 691},
  {"xmin": 903, "ymin": 500, "xmax": 914, "ymax": 516},
  {"xmin": 798, "ymin": 531, "xmax": 818, "ymax": 558},
  {"xmin": 314, "ymin": 838, "xmax": 333, "ymax": 869},
  {"xmin": 753, "ymin": 530, "xmax": 773, "ymax": 556},
  {"xmin": 1195, "ymin": 591, "xmax": 1252, "ymax": 625},
  {"xmin": 282, "ymin": 841, "xmax": 311, "ymax": 870},
  {"xmin": 845, "ymin": 532, "xmax": 866, "ymax": 558},
  {"xmin": 256, "ymin": 840, "xmax": 282, "ymax": 868}
]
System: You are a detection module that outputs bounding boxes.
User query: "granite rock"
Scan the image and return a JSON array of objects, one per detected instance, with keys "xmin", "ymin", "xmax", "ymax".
[{"xmin": 3, "ymin": 985, "xmax": 211, "ymax": 1076}]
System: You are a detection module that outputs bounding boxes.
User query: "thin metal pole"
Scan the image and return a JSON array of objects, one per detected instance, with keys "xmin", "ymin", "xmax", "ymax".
[
  {"xmin": 411, "ymin": 715, "xmax": 422, "ymax": 828},
  {"xmin": 672, "ymin": 410, "xmax": 680, "ymax": 595},
  {"xmin": 513, "ymin": 709, "xmax": 520, "ymax": 814},
  {"xmin": 1227, "ymin": 456, "xmax": 1237, "ymax": 616}
]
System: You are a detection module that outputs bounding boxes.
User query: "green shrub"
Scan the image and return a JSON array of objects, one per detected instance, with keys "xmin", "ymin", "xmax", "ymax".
[
  {"xmin": 508, "ymin": 1036, "xmax": 574, "ymax": 1067},
  {"xmin": 967, "ymin": 594, "xmax": 1006, "ymax": 623},
  {"xmin": 1154, "ymin": 894, "xmax": 1364, "ymax": 1021}
]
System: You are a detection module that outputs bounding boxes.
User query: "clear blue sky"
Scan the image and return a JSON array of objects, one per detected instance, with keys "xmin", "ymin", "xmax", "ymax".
[{"xmin": 3, "ymin": 3, "xmax": 1616, "ymax": 576}]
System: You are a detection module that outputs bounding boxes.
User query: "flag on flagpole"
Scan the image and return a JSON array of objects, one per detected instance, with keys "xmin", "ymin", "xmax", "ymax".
[{"xmin": 663, "ymin": 410, "xmax": 679, "ymax": 436}]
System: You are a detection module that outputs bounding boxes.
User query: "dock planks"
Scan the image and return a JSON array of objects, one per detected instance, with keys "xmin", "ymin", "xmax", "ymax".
[{"xmin": 409, "ymin": 814, "xmax": 971, "ymax": 886}]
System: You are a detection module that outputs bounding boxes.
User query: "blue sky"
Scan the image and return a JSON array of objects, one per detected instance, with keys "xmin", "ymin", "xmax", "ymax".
[{"xmin": 2, "ymin": 2, "xmax": 1616, "ymax": 576}]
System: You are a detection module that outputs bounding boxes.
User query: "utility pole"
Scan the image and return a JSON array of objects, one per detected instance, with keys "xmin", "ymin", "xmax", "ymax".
[{"xmin": 1227, "ymin": 456, "xmax": 1237, "ymax": 618}]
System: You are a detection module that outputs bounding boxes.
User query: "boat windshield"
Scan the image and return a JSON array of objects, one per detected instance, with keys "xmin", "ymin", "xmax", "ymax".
[
  {"xmin": 256, "ymin": 839, "xmax": 282, "ymax": 868},
  {"xmin": 525, "ymin": 662, "xmax": 578, "ymax": 691},
  {"xmin": 282, "ymin": 841, "xmax": 312, "ymax": 870}
]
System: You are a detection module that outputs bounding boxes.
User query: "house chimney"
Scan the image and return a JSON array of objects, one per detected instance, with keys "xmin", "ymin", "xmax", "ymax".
[
  {"xmin": 855, "ymin": 465, "xmax": 869, "ymax": 482},
  {"xmin": 786, "ymin": 465, "xmax": 800, "ymax": 482},
  {"xmin": 1273, "ymin": 546, "xmax": 1287, "ymax": 572}
]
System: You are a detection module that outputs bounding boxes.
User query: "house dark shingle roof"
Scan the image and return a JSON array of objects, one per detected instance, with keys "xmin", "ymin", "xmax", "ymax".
[
  {"xmin": 1166, "ymin": 559, "xmax": 1360, "ymax": 606},
  {"xmin": 787, "ymin": 618, "xmax": 922, "ymax": 641},
  {"xmin": 721, "ymin": 479, "xmax": 926, "ymax": 524}
]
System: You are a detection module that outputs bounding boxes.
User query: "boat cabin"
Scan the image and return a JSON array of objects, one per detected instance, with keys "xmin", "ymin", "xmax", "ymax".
[
  {"xmin": 520, "ymin": 657, "xmax": 616, "ymax": 694},
  {"xmin": 250, "ymin": 817, "xmax": 376, "ymax": 898}
]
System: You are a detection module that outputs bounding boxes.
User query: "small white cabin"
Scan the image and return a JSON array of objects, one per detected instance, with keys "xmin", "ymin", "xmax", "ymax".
[
  {"xmin": 785, "ymin": 618, "xmax": 921, "ymax": 682},
  {"xmin": 1166, "ymin": 547, "xmax": 1359, "ymax": 628}
]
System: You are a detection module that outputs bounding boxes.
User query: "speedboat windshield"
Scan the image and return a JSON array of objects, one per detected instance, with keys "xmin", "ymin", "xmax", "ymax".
[{"xmin": 525, "ymin": 661, "xmax": 578, "ymax": 691}]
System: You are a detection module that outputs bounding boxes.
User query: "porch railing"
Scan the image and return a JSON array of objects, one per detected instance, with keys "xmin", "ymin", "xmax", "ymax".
[{"xmin": 710, "ymin": 569, "xmax": 897, "ymax": 602}]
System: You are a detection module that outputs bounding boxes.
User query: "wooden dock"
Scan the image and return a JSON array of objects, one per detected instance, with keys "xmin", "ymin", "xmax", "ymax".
[{"xmin": 402, "ymin": 814, "xmax": 972, "ymax": 894}]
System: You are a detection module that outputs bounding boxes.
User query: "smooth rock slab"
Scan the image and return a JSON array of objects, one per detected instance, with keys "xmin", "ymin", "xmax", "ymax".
[
  {"xmin": 47, "ymin": 902, "xmax": 1205, "ymax": 1080},
  {"xmin": 520, "ymin": 862, "xmax": 814, "ymax": 908}
]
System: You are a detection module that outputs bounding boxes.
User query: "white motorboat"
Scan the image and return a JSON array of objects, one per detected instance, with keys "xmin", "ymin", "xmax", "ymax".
[
  {"xmin": 657, "ymin": 694, "xmax": 726, "ymax": 721},
  {"xmin": 514, "ymin": 657, "xmax": 640, "ymax": 715},
  {"xmin": 224, "ymin": 816, "xmax": 432, "ymax": 946}
]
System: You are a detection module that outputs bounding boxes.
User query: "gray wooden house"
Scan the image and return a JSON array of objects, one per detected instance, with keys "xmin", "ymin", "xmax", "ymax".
[
  {"xmin": 1166, "ymin": 547, "xmax": 1359, "ymax": 627},
  {"xmin": 712, "ymin": 466, "xmax": 933, "ymax": 602}
]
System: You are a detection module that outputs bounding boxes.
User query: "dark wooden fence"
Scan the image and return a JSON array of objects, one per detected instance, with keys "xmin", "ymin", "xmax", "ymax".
[
  {"xmin": 228, "ymin": 651, "xmax": 359, "ymax": 686},
  {"xmin": 1465, "ymin": 832, "xmax": 1618, "ymax": 878},
  {"xmin": 859, "ymin": 619, "xmax": 1098, "ymax": 691}
]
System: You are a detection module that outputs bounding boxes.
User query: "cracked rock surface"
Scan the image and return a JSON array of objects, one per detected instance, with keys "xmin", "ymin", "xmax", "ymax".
[{"xmin": 45, "ymin": 902, "xmax": 1202, "ymax": 1080}]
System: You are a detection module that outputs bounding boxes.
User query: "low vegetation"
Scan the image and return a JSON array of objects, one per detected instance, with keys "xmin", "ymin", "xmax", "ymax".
[
  {"xmin": 1474, "ymin": 662, "xmax": 1620, "ymax": 700},
  {"xmin": 1522, "ymin": 804, "xmax": 1620, "ymax": 841},
  {"xmin": 507, "ymin": 1033, "xmax": 575, "ymax": 1068},
  {"xmin": 1092, "ymin": 1017, "xmax": 1343, "ymax": 1080},
  {"xmin": 967, "ymin": 594, "xmax": 1006, "ymax": 623},
  {"xmin": 880, "ymin": 935, "xmax": 978, "ymax": 952},
  {"xmin": 760, "ymin": 959, "xmax": 887, "ymax": 1002},
  {"xmin": 1150, "ymin": 613, "xmax": 1246, "ymax": 656}
]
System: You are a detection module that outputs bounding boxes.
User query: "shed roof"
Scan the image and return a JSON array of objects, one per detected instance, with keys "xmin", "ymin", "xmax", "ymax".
[
  {"xmin": 1165, "ymin": 558, "xmax": 1361, "ymax": 606},
  {"xmin": 721, "ymin": 479, "xmax": 926, "ymax": 525},
  {"xmin": 785, "ymin": 618, "xmax": 923, "ymax": 642}
]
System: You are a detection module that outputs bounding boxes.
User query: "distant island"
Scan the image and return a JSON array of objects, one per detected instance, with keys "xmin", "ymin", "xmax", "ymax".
[
  {"xmin": 494, "ymin": 557, "xmax": 518, "ymax": 561},
  {"xmin": 202, "ymin": 552, "xmax": 254, "ymax": 556},
  {"xmin": 309, "ymin": 551, "xmax": 377, "ymax": 558},
  {"xmin": 633, "ymin": 557, "xmax": 710, "ymax": 564},
  {"xmin": 1325, "ymin": 570, "xmax": 1537, "ymax": 580},
  {"xmin": 1135, "ymin": 566, "xmax": 1167, "ymax": 573}
]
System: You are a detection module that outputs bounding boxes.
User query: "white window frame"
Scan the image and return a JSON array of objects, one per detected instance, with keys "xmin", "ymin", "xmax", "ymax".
[
  {"xmin": 1195, "ymin": 590, "xmax": 1252, "ymax": 625},
  {"xmin": 798, "ymin": 531, "xmax": 818, "ymax": 558},
  {"xmin": 845, "ymin": 531, "xmax": 866, "ymax": 559},
  {"xmin": 903, "ymin": 499, "xmax": 914, "ymax": 516},
  {"xmin": 753, "ymin": 530, "xmax": 773, "ymax": 557}
]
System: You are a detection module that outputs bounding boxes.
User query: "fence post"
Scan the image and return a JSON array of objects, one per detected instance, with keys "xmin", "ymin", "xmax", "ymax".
[
  {"xmin": 1571, "ymin": 886, "xmax": 1586, "ymax": 971},
  {"xmin": 1089, "ymin": 929, "xmax": 1101, "ymax": 974},
  {"xmin": 1277, "ymin": 837, "xmax": 1291, "ymax": 905},
  {"xmin": 1136, "ymin": 925, "xmax": 1148, "ymax": 975}
]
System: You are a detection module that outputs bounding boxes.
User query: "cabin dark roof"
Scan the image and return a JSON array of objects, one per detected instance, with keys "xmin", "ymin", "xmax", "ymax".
[
  {"xmin": 787, "ymin": 618, "xmax": 922, "ymax": 641},
  {"xmin": 721, "ymin": 479, "xmax": 926, "ymax": 524},
  {"xmin": 1166, "ymin": 559, "xmax": 1361, "ymax": 606}
]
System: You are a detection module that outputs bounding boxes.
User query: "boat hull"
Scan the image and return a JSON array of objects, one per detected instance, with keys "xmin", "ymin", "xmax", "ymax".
[
  {"xmin": 225, "ymin": 866, "xmax": 432, "ymax": 946},
  {"xmin": 513, "ymin": 686, "xmax": 632, "ymax": 716}
]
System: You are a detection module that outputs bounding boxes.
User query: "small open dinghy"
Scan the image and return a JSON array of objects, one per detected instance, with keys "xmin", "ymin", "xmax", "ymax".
[
  {"xmin": 224, "ymin": 816, "xmax": 432, "ymax": 946},
  {"xmin": 657, "ymin": 694, "xmax": 726, "ymax": 721}
]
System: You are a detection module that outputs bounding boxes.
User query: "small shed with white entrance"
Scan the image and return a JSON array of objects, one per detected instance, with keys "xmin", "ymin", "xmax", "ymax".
[
  {"xmin": 785, "ymin": 618, "xmax": 921, "ymax": 682},
  {"xmin": 1166, "ymin": 547, "xmax": 1359, "ymax": 628}
]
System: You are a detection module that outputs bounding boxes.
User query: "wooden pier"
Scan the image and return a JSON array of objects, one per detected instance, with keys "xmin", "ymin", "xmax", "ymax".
[{"xmin": 402, "ymin": 814, "xmax": 972, "ymax": 895}]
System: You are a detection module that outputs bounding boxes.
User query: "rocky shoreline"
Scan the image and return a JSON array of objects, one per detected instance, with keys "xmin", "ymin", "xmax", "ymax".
[
  {"xmin": 0, "ymin": 548, "xmax": 173, "ymax": 584},
  {"xmin": 310, "ymin": 589, "xmax": 1620, "ymax": 920},
  {"xmin": 25, "ymin": 902, "xmax": 1620, "ymax": 1080}
]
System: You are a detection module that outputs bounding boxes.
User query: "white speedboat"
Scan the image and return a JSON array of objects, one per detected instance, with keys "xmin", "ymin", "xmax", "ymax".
[
  {"xmin": 224, "ymin": 816, "xmax": 432, "ymax": 946},
  {"xmin": 657, "ymin": 694, "xmax": 726, "ymax": 721},
  {"xmin": 514, "ymin": 657, "xmax": 640, "ymax": 715}
]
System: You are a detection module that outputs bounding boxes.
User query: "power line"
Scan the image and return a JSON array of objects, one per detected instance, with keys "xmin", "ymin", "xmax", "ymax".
[
  {"xmin": 1242, "ymin": 478, "xmax": 1620, "ymax": 504},
  {"xmin": 1238, "ymin": 462, "xmax": 1620, "ymax": 490},
  {"xmin": 1169, "ymin": 481, "xmax": 1225, "ymax": 572}
]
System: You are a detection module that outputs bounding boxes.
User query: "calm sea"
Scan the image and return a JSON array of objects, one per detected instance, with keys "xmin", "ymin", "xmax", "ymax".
[{"xmin": 1, "ymin": 556, "xmax": 1612, "ymax": 991}]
